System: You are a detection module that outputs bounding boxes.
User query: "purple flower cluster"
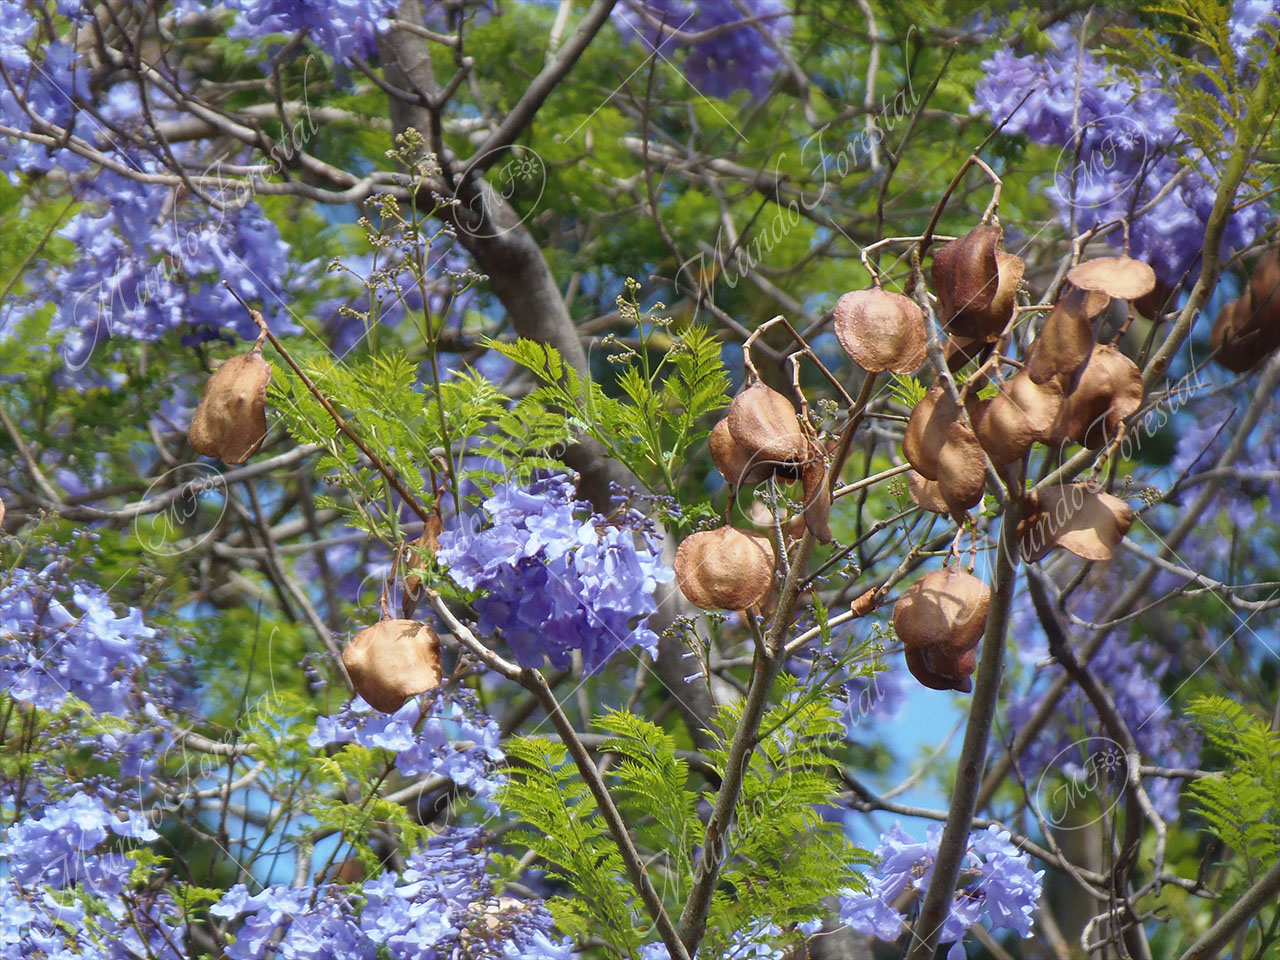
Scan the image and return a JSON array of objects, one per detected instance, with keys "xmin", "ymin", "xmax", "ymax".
[
  {"xmin": 839, "ymin": 823, "xmax": 1043, "ymax": 956},
  {"xmin": 614, "ymin": 0, "xmax": 792, "ymax": 99},
  {"xmin": 0, "ymin": 794, "xmax": 182, "ymax": 960},
  {"xmin": 0, "ymin": 2, "xmax": 89, "ymax": 180},
  {"xmin": 223, "ymin": 0, "xmax": 400, "ymax": 64},
  {"xmin": 210, "ymin": 828, "xmax": 574, "ymax": 960},
  {"xmin": 437, "ymin": 475, "xmax": 673, "ymax": 671},
  {"xmin": 1, "ymin": 564, "xmax": 154, "ymax": 717},
  {"xmin": 309, "ymin": 690, "xmax": 505, "ymax": 810},
  {"xmin": 52, "ymin": 170, "xmax": 299, "ymax": 356},
  {"xmin": 972, "ymin": 19, "xmax": 1275, "ymax": 287}
]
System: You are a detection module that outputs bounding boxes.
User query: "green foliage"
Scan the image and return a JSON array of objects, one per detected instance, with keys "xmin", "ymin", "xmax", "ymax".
[
  {"xmin": 486, "ymin": 281, "xmax": 729, "ymax": 521},
  {"xmin": 888, "ymin": 373, "xmax": 927, "ymax": 411},
  {"xmin": 499, "ymin": 691, "xmax": 868, "ymax": 959},
  {"xmin": 499, "ymin": 735, "xmax": 643, "ymax": 956},
  {"xmin": 1116, "ymin": 2, "xmax": 1280, "ymax": 181},
  {"xmin": 1188, "ymin": 696, "xmax": 1280, "ymax": 891}
]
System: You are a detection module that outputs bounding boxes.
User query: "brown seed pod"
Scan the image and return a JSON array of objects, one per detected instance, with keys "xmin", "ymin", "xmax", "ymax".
[
  {"xmin": 907, "ymin": 469, "xmax": 949, "ymax": 514},
  {"xmin": 1048, "ymin": 344, "xmax": 1144, "ymax": 449},
  {"xmin": 799, "ymin": 442, "xmax": 833, "ymax": 544},
  {"xmin": 710, "ymin": 417, "xmax": 773, "ymax": 487},
  {"xmin": 726, "ymin": 382, "xmax": 808, "ymax": 471},
  {"xmin": 905, "ymin": 644, "xmax": 976, "ymax": 693},
  {"xmin": 832, "ymin": 288, "xmax": 927, "ymax": 374},
  {"xmin": 1018, "ymin": 484, "xmax": 1133, "ymax": 563},
  {"xmin": 950, "ymin": 251, "xmax": 1027, "ymax": 340},
  {"xmin": 935, "ymin": 420, "xmax": 988, "ymax": 516},
  {"xmin": 1211, "ymin": 252, "xmax": 1280, "ymax": 372},
  {"xmin": 894, "ymin": 565, "xmax": 990, "ymax": 681},
  {"xmin": 674, "ymin": 525, "xmax": 775, "ymax": 610},
  {"xmin": 972, "ymin": 370, "xmax": 1064, "ymax": 463},
  {"xmin": 189, "ymin": 349, "xmax": 272, "ymax": 465},
  {"xmin": 1067, "ymin": 256, "xmax": 1157, "ymax": 302},
  {"xmin": 342, "ymin": 618, "xmax": 443, "ymax": 713},
  {"xmin": 945, "ymin": 333, "xmax": 995, "ymax": 373},
  {"xmin": 932, "ymin": 224, "xmax": 1003, "ymax": 330},
  {"xmin": 903, "ymin": 386, "xmax": 959, "ymax": 480},
  {"xmin": 1025, "ymin": 285, "xmax": 1110, "ymax": 385}
]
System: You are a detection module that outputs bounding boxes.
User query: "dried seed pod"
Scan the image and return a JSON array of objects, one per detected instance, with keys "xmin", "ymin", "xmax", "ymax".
[
  {"xmin": 342, "ymin": 618, "xmax": 443, "ymax": 713},
  {"xmin": 189, "ymin": 349, "xmax": 272, "ymax": 465},
  {"xmin": 1025, "ymin": 285, "xmax": 1110, "ymax": 385},
  {"xmin": 936, "ymin": 421, "xmax": 988, "ymax": 516},
  {"xmin": 1048, "ymin": 344, "xmax": 1144, "ymax": 448},
  {"xmin": 800, "ymin": 442, "xmax": 833, "ymax": 544},
  {"xmin": 932, "ymin": 224, "xmax": 1003, "ymax": 330},
  {"xmin": 710, "ymin": 417, "xmax": 772, "ymax": 486},
  {"xmin": 895, "ymin": 565, "xmax": 990, "ymax": 693},
  {"xmin": 1067, "ymin": 256, "xmax": 1157, "ymax": 302},
  {"xmin": 907, "ymin": 470, "xmax": 949, "ymax": 514},
  {"xmin": 1211, "ymin": 252, "xmax": 1280, "ymax": 372},
  {"xmin": 674, "ymin": 525, "xmax": 775, "ymax": 611},
  {"xmin": 832, "ymin": 288, "xmax": 927, "ymax": 373},
  {"xmin": 903, "ymin": 386, "xmax": 959, "ymax": 480},
  {"xmin": 905, "ymin": 644, "xmax": 976, "ymax": 693},
  {"xmin": 726, "ymin": 382, "xmax": 808, "ymax": 472},
  {"xmin": 945, "ymin": 332, "xmax": 994, "ymax": 373},
  {"xmin": 960, "ymin": 251, "xmax": 1026, "ymax": 340},
  {"xmin": 972, "ymin": 370, "xmax": 1064, "ymax": 464},
  {"xmin": 1018, "ymin": 484, "xmax": 1133, "ymax": 563}
]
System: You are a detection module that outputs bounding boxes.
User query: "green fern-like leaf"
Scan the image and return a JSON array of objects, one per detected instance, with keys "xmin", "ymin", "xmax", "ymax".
[{"xmin": 1188, "ymin": 696, "xmax": 1280, "ymax": 891}]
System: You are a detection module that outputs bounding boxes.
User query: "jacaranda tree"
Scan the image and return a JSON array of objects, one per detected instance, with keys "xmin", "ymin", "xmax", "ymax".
[{"xmin": 1, "ymin": 1, "xmax": 1279, "ymax": 958}]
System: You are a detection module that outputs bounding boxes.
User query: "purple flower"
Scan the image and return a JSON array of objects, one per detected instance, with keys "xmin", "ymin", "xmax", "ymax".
[
  {"xmin": 437, "ymin": 475, "xmax": 673, "ymax": 671},
  {"xmin": 839, "ymin": 823, "xmax": 1043, "ymax": 949},
  {"xmin": 614, "ymin": 0, "xmax": 792, "ymax": 99}
]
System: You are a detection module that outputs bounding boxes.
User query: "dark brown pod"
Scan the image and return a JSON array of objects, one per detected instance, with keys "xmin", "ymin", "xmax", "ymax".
[
  {"xmin": 1049, "ymin": 344, "xmax": 1144, "ymax": 449},
  {"xmin": 945, "ymin": 333, "xmax": 995, "ymax": 373},
  {"xmin": 903, "ymin": 386, "xmax": 959, "ymax": 481},
  {"xmin": 189, "ymin": 349, "xmax": 271, "ymax": 465},
  {"xmin": 1212, "ymin": 252, "xmax": 1280, "ymax": 372},
  {"xmin": 1067, "ymin": 256, "xmax": 1157, "ymax": 302},
  {"xmin": 1018, "ymin": 484, "xmax": 1133, "ymax": 563},
  {"xmin": 674, "ymin": 525, "xmax": 775, "ymax": 610},
  {"xmin": 933, "ymin": 225, "xmax": 1003, "ymax": 331},
  {"xmin": 953, "ymin": 250, "xmax": 1026, "ymax": 340},
  {"xmin": 726, "ymin": 382, "xmax": 808, "ymax": 471},
  {"xmin": 907, "ymin": 470, "xmax": 949, "ymax": 515},
  {"xmin": 972, "ymin": 370, "xmax": 1064, "ymax": 463},
  {"xmin": 342, "ymin": 618, "xmax": 443, "ymax": 713},
  {"xmin": 799, "ymin": 442, "xmax": 833, "ymax": 544},
  {"xmin": 935, "ymin": 421, "xmax": 988, "ymax": 516},
  {"xmin": 1025, "ymin": 285, "xmax": 1110, "ymax": 385},
  {"xmin": 894, "ymin": 565, "xmax": 991, "ymax": 658},
  {"xmin": 833, "ymin": 288, "xmax": 927, "ymax": 374},
  {"xmin": 710, "ymin": 417, "xmax": 772, "ymax": 486},
  {"xmin": 905, "ymin": 644, "xmax": 975, "ymax": 693}
]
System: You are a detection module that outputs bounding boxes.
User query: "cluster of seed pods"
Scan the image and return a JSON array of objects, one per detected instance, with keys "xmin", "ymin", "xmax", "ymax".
[{"xmin": 676, "ymin": 223, "xmax": 1169, "ymax": 691}]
